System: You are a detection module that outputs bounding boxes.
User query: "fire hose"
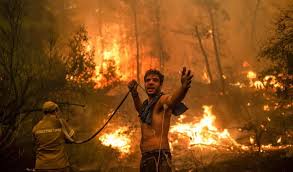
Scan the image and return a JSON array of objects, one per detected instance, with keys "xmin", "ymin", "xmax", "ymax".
[
  {"xmin": 60, "ymin": 88, "xmax": 132, "ymax": 144},
  {"xmin": 26, "ymin": 88, "xmax": 135, "ymax": 171},
  {"xmin": 59, "ymin": 83, "xmax": 145, "ymax": 144}
]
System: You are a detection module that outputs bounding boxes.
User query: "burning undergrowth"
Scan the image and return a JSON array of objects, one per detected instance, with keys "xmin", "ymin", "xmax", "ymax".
[
  {"xmin": 66, "ymin": 50, "xmax": 292, "ymax": 171},
  {"xmin": 92, "ymin": 103, "xmax": 292, "ymax": 171}
]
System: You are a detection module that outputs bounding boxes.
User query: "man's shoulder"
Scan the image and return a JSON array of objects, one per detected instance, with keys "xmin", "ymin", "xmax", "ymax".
[
  {"xmin": 33, "ymin": 116, "xmax": 59, "ymax": 131},
  {"xmin": 153, "ymin": 94, "xmax": 170, "ymax": 109},
  {"xmin": 33, "ymin": 117, "xmax": 45, "ymax": 128},
  {"xmin": 159, "ymin": 94, "xmax": 171, "ymax": 102}
]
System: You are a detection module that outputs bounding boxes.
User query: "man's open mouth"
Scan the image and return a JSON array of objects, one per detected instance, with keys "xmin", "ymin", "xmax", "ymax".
[{"xmin": 147, "ymin": 88, "xmax": 155, "ymax": 92}]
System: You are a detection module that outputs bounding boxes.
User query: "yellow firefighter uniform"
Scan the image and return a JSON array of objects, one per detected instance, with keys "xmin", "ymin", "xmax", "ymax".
[{"xmin": 33, "ymin": 101, "xmax": 74, "ymax": 171}]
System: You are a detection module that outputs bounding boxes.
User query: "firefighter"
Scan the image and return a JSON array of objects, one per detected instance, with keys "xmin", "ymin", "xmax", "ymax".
[{"xmin": 32, "ymin": 101, "xmax": 74, "ymax": 172}]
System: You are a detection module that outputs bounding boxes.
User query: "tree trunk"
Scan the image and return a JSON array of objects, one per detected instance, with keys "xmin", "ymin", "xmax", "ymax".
[
  {"xmin": 131, "ymin": 1, "xmax": 140, "ymax": 83},
  {"xmin": 208, "ymin": 7, "xmax": 225, "ymax": 93},
  {"xmin": 154, "ymin": 0, "xmax": 164, "ymax": 71},
  {"xmin": 97, "ymin": 0, "xmax": 105, "ymax": 73},
  {"xmin": 251, "ymin": 0, "xmax": 261, "ymax": 47},
  {"xmin": 194, "ymin": 25, "xmax": 213, "ymax": 84}
]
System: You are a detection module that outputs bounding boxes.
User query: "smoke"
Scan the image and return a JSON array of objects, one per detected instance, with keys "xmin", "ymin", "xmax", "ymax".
[{"xmin": 54, "ymin": 0, "xmax": 292, "ymax": 171}]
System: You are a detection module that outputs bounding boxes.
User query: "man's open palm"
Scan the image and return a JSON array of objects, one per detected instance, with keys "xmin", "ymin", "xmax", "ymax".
[{"xmin": 181, "ymin": 67, "xmax": 193, "ymax": 89}]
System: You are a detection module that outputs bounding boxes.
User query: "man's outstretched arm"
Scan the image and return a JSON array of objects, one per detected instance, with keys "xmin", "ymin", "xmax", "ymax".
[
  {"xmin": 128, "ymin": 80, "xmax": 142, "ymax": 113},
  {"xmin": 164, "ymin": 67, "xmax": 193, "ymax": 108}
]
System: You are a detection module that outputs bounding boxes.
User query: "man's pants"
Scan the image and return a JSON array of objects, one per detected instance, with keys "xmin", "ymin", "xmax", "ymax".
[{"xmin": 140, "ymin": 149, "xmax": 172, "ymax": 172}]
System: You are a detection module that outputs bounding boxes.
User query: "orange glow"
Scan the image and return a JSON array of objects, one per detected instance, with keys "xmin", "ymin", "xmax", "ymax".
[
  {"xmin": 250, "ymin": 136, "xmax": 254, "ymax": 145},
  {"xmin": 92, "ymin": 37, "xmax": 133, "ymax": 88},
  {"xmin": 84, "ymin": 24, "xmax": 161, "ymax": 89},
  {"xmin": 230, "ymin": 69, "xmax": 284, "ymax": 91},
  {"xmin": 247, "ymin": 71, "xmax": 257, "ymax": 79},
  {"xmin": 97, "ymin": 105, "xmax": 292, "ymax": 158},
  {"xmin": 263, "ymin": 75, "xmax": 284, "ymax": 90},
  {"xmin": 99, "ymin": 127, "xmax": 132, "ymax": 157},
  {"xmin": 277, "ymin": 137, "xmax": 282, "ymax": 144},
  {"xmin": 254, "ymin": 81, "xmax": 265, "ymax": 89},
  {"xmin": 230, "ymin": 82, "xmax": 246, "ymax": 88},
  {"xmin": 202, "ymin": 71, "xmax": 211, "ymax": 84},
  {"xmin": 263, "ymin": 105, "xmax": 270, "ymax": 111},
  {"xmin": 170, "ymin": 106, "xmax": 239, "ymax": 148},
  {"xmin": 85, "ymin": 41, "xmax": 92, "ymax": 52},
  {"xmin": 242, "ymin": 61, "xmax": 250, "ymax": 67}
]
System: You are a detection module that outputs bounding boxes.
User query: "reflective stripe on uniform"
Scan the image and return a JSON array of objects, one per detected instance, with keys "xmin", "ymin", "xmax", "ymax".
[{"xmin": 35, "ymin": 128, "xmax": 61, "ymax": 134}]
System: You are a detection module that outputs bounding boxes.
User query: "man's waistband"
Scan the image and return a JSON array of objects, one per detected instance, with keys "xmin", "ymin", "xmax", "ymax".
[{"xmin": 142, "ymin": 149, "xmax": 171, "ymax": 158}]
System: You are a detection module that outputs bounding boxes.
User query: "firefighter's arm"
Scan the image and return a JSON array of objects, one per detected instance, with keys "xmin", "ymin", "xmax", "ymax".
[
  {"xmin": 128, "ymin": 80, "xmax": 143, "ymax": 113},
  {"xmin": 62, "ymin": 119, "xmax": 75, "ymax": 137},
  {"xmin": 60, "ymin": 119, "xmax": 75, "ymax": 143},
  {"xmin": 163, "ymin": 67, "xmax": 193, "ymax": 108}
]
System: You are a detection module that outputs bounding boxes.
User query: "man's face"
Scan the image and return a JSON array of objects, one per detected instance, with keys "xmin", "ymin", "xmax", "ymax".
[{"xmin": 144, "ymin": 74, "xmax": 162, "ymax": 97}]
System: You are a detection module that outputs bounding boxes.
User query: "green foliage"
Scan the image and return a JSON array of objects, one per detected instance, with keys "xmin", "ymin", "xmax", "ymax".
[
  {"xmin": 0, "ymin": 0, "xmax": 68, "ymax": 150},
  {"xmin": 259, "ymin": 5, "xmax": 293, "ymax": 74},
  {"xmin": 258, "ymin": 5, "xmax": 293, "ymax": 100},
  {"xmin": 240, "ymin": 4, "xmax": 293, "ymax": 149}
]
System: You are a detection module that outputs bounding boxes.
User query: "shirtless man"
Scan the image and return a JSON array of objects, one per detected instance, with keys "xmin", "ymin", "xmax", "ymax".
[{"xmin": 128, "ymin": 67, "xmax": 193, "ymax": 172}]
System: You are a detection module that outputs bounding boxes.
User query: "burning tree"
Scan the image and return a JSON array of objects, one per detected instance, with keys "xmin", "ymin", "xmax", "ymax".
[
  {"xmin": 124, "ymin": 0, "xmax": 141, "ymax": 83},
  {"xmin": 191, "ymin": 0, "xmax": 229, "ymax": 94},
  {"xmin": 66, "ymin": 25, "xmax": 96, "ymax": 87}
]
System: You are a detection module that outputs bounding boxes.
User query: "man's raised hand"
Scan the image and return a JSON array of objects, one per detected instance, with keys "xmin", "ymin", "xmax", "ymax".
[{"xmin": 181, "ymin": 67, "xmax": 193, "ymax": 89}]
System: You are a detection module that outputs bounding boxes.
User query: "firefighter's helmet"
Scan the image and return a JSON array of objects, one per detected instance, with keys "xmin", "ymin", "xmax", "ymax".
[{"xmin": 42, "ymin": 101, "xmax": 59, "ymax": 113}]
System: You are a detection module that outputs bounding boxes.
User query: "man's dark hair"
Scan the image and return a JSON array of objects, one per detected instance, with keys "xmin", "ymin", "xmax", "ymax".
[{"xmin": 144, "ymin": 69, "xmax": 164, "ymax": 84}]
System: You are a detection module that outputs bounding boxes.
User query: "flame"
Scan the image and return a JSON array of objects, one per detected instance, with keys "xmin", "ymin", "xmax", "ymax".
[
  {"xmin": 277, "ymin": 137, "xmax": 282, "ymax": 144},
  {"xmin": 247, "ymin": 71, "xmax": 257, "ymax": 79},
  {"xmin": 82, "ymin": 24, "xmax": 160, "ymax": 89},
  {"xmin": 230, "ymin": 82, "xmax": 246, "ymax": 88},
  {"xmin": 250, "ymin": 136, "xmax": 254, "ymax": 144},
  {"xmin": 85, "ymin": 41, "xmax": 92, "ymax": 52},
  {"xmin": 263, "ymin": 105, "xmax": 270, "ymax": 111},
  {"xmin": 92, "ymin": 38, "xmax": 133, "ymax": 88},
  {"xmin": 169, "ymin": 105, "xmax": 292, "ymax": 152},
  {"xmin": 263, "ymin": 75, "xmax": 284, "ymax": 90},
  {"xmin": 202, "ymin": 71, "xmax": 211, "ymax": 84},
  {"xmin": 249, "ymin": 72, "xmax": 284, "ymax": 91},
  {"xmin": 254, "ymin": 81, "xmax": 264, "ymax": 89},
  {"xmin": 242, "ymin": 61, "xmax": 250, "ymax": 67},
  {"xmin": 99, "ymin": 127, "xmax": 132, "ymax": 157},
  {"xmin": 97, "ymin": 105, "xmax": 292, "ymax": 159},
  {"xmin": 170, "ymin": 106, "xmax": 239, "ymax": 148},
  {"xmin": 230, "ymin": 69, "xmax": 284, "ymax": 91}
]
